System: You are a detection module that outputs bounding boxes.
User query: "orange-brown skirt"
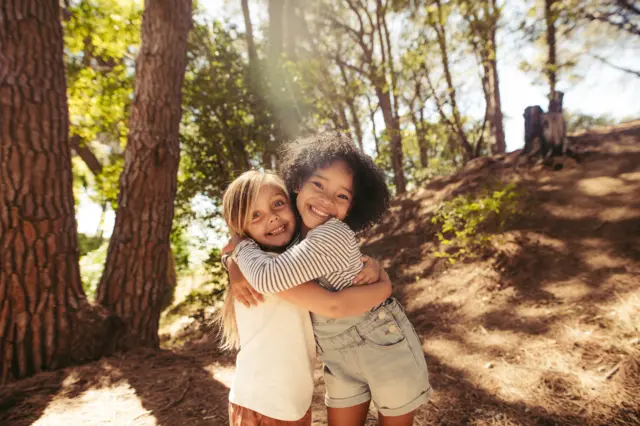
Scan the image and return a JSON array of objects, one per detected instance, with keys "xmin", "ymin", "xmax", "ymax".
[{"xmin": 228, "ymin": 402, "xmax": 312, "ymax": 426}]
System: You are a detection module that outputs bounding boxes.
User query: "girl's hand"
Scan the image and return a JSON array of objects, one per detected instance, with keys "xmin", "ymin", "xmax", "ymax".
[
  {"xmin": 353, "ymin": 255, "xmax": 381, "ymax": 285},
  {"xmin": 222, "ymin": 234, "xmax": 245, "ymax": 256},
  {"xmin": 227, "ymin": 258, "xmax": 264, "ymax": 307}
]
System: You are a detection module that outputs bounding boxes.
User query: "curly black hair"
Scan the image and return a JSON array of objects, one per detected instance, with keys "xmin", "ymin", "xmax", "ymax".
[{"xmin": 278, "ymin": 132, "xmax": 390, "ymax": 232}]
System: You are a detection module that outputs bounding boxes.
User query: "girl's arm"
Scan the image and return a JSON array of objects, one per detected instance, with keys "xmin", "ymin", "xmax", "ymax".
[
  {"xmin": 277, "ymin": 269, "xmax": 392, "ymax": 318},
  {"xmin": 233, "ymin": 219, "xmax": 361, "ymax": 293},
  {"xmin": 225, "ymin": 255, "xmax": 382, "ymax": 308},
  {"xmin": 226, "ymin": 259, "xmax": 264, "ymax": 307}
]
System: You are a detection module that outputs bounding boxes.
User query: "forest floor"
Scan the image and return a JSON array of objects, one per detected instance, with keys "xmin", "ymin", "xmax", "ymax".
[{"xmin": 1, "ymin": 122, "xmax": 639, "ymax": 426}]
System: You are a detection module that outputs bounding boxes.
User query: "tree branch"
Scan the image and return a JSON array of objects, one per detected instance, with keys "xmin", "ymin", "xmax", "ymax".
[
  {"xmin": 590, "ymin": 53, "xmax": 640, "ymax": 77},
  {"xmin": 584, "ymin": 10, "xmax": 640, "ymax": 36},
  {"xmin": 70, "ymin": 136, "xmax": 103, "ymax": 176},
  {"xmin": 332, "ymin": 55, "xmax": 368, "ymax": 76}
]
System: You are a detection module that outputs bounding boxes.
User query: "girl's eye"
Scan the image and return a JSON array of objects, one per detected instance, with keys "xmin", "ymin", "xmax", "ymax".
[
  {"xmin": 252, "ymin": 211, "xmax": 262, "ymax": 220},
  {"xmin": 312, "ymin": 181, "xmax": 322, "ymax": 189},
  {"xmin": 338, "ymin": 194, "xmax": 350, "ymax": 201},
  {"xmin": 273, "ymin": 200, "xmax": 285, "ymax": 207}
]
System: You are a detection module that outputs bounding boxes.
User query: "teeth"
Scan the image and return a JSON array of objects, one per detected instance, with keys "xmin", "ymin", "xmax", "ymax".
[
  {"xmin": 267, "ymin": 225, "xmax": 285, "ymax": 236},
  {"xmin": 310, "ymin": 206, "xmax": 329, "ymax": 217}
]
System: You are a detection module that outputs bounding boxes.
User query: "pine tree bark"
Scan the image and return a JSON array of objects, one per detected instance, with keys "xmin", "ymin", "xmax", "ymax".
[
  {"xmin": 96, "ymin": 0, "xmax": 192, "ymax": 350},
  {"xmin": 0, "ymin": 0, "xmax": 122, "ymax": 383}
]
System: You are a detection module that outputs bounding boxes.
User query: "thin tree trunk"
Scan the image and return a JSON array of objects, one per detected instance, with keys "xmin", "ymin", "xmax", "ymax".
[
  {"xmin": 461, "ymin": 0, "xmax": 505, "ymax": 155},
  {"xmin": 284, "ymin": 0, "xmax": 298, "ymax": 60},
  {"xmin": 416, "ymin": 108, "xmax": 429, "ymax": 168},
  {"xmin": 372, "ymin": 3, "xmax": 404, "ymax": 193},
  {"xmin": 434, "ymin": 0, "xmax": 473, "ymax": 159},
  {"xmin": 268, "ymin": 0, "xmax": 284, "ymax": 64},
  {"xmin": 409, "ymin": 78, "xmax": 429, "ymax": 168},
  {"xmin": 545, "ymin": 0, "xmax": 558, "ymax": 94},
  {"xmin": 375, "ymin": 80, "xmax": 405, "ymax": 193},
  {"xmin": 486, "ymin": 35, "xmax": 505, "ymax": 153},
  {"xmin": 338, "ymin": 64, "xmax": 364, "ymax": 150},
  {"xmin": 0, "ymin": 0, "xmax": 122, "ymax": 382},
  {"xmin": 97, "ymin": 0, "xmax": 192, "ymax": 350},
  {"xmin": 380, "ymin": 1, "xmax": 399, "ymax": 123},
  {"xmin": 347, "ymin": 102, "xmax": 363, "ymax": 151},
  {"xmin": 366, "ymin": 94, "xmax": 381, "ymax": 157},
  {"xmin": 486, "ymin": 0, "xmax": 505, "ymax": 154},
  {"xmin": 337, "ymin": 104, "xmax": 353, "ymax": 138},
  {"xmin": 241, "ymin": 0, "xmax": 271, "ymax": 169},
  {"xmin": 241, "ymin": 0, "xmax": 258, "ymax": 70},
  {"xmin": 264, "ymin": 0, "xmax": 287, "ymax": 167}
]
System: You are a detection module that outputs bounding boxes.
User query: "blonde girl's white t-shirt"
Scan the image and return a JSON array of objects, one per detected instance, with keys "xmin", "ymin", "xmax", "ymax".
[{"xmin": 229, "ymin": 289, "xmax": 316, "ymax": 420}]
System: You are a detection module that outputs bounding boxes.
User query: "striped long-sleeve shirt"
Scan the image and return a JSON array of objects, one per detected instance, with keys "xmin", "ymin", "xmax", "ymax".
[{"xmin": 233, "ymin": 218, "xmax": 363, "ymax": 294}]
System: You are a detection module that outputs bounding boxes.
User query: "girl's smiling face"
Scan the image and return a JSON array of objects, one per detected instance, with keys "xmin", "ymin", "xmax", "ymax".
[
  {"xmin": 245, "ymin": 184, "xmax": 296, "ymax": 250},
  {"xmin": 295, "ymin": 160, "xmax": 354, "ymax": 235}
]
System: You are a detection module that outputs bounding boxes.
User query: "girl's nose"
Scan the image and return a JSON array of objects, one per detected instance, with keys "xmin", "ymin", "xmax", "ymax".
[{"xmin": 318, "ymin": 196, "xmax": 332, "ymax": 208}]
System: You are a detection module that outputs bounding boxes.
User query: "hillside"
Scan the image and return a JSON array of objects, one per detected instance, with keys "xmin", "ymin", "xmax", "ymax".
[
  {"xmin": 355, "ymin": 121, "xmax": 640, "ymax": 425},
  {"xmin": 1, "ymin": 122, "xmax": 639, "ymax": 426}
]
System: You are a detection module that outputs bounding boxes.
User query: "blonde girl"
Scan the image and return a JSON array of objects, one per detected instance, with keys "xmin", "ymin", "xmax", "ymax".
[{"xmin": 217, "ymin": 170, "xmax": 392, "ymax": 426}]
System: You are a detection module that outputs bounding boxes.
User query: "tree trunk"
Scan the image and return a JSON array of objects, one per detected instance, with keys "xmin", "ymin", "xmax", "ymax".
[
  {"xmin": 337, "ymin": 104, "xmax": 353, "ymax": 139},
  {"xmin": 544, "ymin": 0, "xmax": 558, "ymax": 94},
  {"xmin": 375, "ymin": 80, "xmax": 405, "ymax": 194},
  {"xmin": 241, "ymin": 0, "xmax": 258, "ymax": 71},
  {"xmin": 366, "ymin": 94, "xmax": 381, "ymax": 157},
  {"xmin": 284, "ymin": 0, "xmax": 298, "ymax": 60},
  {"xmin": 96, "ymin": 0, "xmax": 192, "ymax": 350},
  {"xmin": 433, "ymin": 0, "xmax": 473, "ymax": 159},
  {"xmin": 347, "ymin": 102, "xmax": 363, "ymax": 151},
  {"xmin": 415, "ymin": 108, "xmax": 429, "ymax": 168},
  {"xmin": 486, "ymin": 1, "xmax": 505, "ymax": 154},
  {"xmin": 268, "ymin": 0, "xmax": 284, "ymax": 65},
  {"xmin": 462, "ymin": 0, "xmax": 505, "ymax": 155},
  {"xmin": 0, "ymin": 0, "xmax": 123, "ymax": 383},
  {"xmin": 263, "ymin": 0, "xmax": 288, "ymax": 168},
  {"xmin": 337, "ymin": 64, "xmax": 363, "ymax": 150},
  {"xmin": 241, "ymin": 0, "xmax": 273, "ymax": 169}
]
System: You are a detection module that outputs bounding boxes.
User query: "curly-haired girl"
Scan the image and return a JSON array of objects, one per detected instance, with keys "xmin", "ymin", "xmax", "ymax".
[
  {"xmin": 219, "ymin": 170, "xmax": 392, "ymax": 426},
  {"xmin": 226, "ymin": 133, "xmax": 432, "ymax": 426}
]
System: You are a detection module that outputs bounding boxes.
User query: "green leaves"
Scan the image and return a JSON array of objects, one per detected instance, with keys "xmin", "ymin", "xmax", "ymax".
[
  {"xmin": 65, "ymin": 0, "xmax": 141, "ymax": 208},
  {"xmin": 431, "ymin": 182, "xmax": 523, "ymax": 263},
  {"xmin": 177, "ymin": 19, "xmax": 271, "ymax": 218}
]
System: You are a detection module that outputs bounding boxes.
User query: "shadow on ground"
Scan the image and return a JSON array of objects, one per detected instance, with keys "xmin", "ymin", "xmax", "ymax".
[{"xmin": 0, "ymin": 338, "xmax": 234, "ymax": 426}]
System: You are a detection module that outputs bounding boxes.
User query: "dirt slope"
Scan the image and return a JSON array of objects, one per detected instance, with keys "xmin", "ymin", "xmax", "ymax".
[
  {"xmin": 357, "ymin": 121, "xmax": 640, "ymax": 425},
  {"xmin": 1, "ymin": 122, "xmax": 639, "ymax": 426}
]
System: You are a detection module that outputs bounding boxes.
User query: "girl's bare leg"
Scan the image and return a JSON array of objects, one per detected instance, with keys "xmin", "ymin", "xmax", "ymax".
[
  {"xmin": 378, "ymin": 410, "xmax": 415, "ymax": 426},
  {"xmin": 327, "ymin": 400, "xmax": 370, "ymax": 426}
]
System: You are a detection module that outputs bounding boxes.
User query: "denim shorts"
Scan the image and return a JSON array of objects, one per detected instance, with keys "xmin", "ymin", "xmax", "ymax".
[{"xmin": 312, "ymin": 298, "xmax": 432, "ymax": 416}]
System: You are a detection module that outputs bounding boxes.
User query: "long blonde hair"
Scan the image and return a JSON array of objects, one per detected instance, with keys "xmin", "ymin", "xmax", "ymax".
[{"xmin": 216, "ymin": 170, "xmax": 289, "ymax": 351}]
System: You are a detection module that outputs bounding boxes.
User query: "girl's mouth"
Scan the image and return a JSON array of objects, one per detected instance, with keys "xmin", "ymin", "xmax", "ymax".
[
  {"xmin": 266, "ymin": 225, "xmax": 286, "ymax": 236},
  {"xmin": 309, "ymin": 205, "xmax": 331, "ymax": 219}
]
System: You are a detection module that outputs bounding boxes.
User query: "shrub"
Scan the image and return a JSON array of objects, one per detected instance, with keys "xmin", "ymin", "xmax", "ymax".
[{"xmin": 431, "ymin": 182, "xmax": 523, "ymax": 263}]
